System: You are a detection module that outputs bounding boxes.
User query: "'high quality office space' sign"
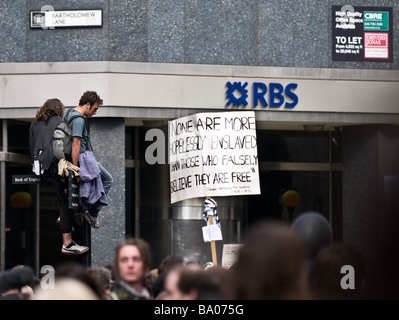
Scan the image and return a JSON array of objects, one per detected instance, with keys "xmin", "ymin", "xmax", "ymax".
[{"xmin": 332, "ymin": 5, "xmax": 393, "ymax": 62}]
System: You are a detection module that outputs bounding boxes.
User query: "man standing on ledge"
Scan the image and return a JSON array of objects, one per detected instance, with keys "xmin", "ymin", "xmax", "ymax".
[{"xmin": 62, "ymin": 90, "xmax": 113, "ymax": 255}]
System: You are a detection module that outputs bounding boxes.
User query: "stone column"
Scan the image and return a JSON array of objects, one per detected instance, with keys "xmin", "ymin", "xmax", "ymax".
[{"xmin": 89, "ymin": 117, "xmax": 126, "ymax": 266}]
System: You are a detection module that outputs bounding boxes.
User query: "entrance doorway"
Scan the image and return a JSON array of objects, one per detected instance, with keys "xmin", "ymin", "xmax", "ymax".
[
  {"xmin": 244, "ymin": 129, "xmax": 342, "ymax": 240},
  {"xmin": 247, "ymin": 170, "xmax": 329, "ymax": 223}
]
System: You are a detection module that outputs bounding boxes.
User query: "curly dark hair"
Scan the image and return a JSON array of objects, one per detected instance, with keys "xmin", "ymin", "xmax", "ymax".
[
  {"xmin": 79, "ymin": 90, "xmax": 103, "ymax": 107},
  {"xmin": 34, "ymin": 98, "xmax": 65, "ymax": 123}
]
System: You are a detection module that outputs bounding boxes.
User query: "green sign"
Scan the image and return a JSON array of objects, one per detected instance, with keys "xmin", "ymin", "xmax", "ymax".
[{"xmin": 364, "ymin": 11, "xmax": 389, "ymax": 31}]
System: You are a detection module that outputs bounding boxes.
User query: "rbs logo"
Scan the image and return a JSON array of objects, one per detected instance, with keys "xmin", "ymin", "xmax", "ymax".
[{"xmin": 226, "ymin": 81, "xmax": 299, "ymax": 108}]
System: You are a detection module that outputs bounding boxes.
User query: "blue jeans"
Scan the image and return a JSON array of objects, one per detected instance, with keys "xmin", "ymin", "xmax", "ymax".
[{"xmin": 89, "ymin": 162, "xmax": 113, "ymax": 217}]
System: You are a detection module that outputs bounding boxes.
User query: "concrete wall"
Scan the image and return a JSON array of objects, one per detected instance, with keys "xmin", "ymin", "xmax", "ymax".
[
  {"xmin": 0, "ymin": 1, "xmax": 397, "ymax": 69},
  {"xmin": 90, "ymin": 117, "xmax": 125, "ymax": 266}
]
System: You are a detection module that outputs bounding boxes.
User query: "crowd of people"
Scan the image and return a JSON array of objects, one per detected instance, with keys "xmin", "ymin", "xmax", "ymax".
[{"xmin": 0, "ymin": 217, "xmax": 369, "ymax": 301}]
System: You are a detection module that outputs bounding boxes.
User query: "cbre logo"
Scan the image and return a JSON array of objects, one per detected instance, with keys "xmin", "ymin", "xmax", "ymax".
[{"xmin": 226, "ymin": 81, "xmax": 299, "ymax": 108}]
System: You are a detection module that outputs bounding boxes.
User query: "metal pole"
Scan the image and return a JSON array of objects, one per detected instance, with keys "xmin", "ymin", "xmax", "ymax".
[
  {"xmin": 328, "ymin": 131, "xmax": 334, "ymax": 239},
  {"xmin": 0, "ymin": 161, "xmax": 5, "ymax": 272},
  {"xmin": 83, "ymin": 220, "xmax": 91, "ymax": 267},
  {"xmin": 1, "ymin": 120, "xmax": 8, "ymax": 271},
  {"xmin": 35, "ymin": 184, "xmax": 40, "ymax": 276},
  {"xmin": 135, "ymin": 127, "xmax": 140, "ymax": 237}
]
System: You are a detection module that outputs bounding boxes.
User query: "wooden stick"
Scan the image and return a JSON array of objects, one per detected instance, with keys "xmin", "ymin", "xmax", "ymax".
[
  {"xmin": 206, "ymin": 196, "xmax": 217, "ymax": 266},
  {"xmin": 209, "ymin": 215, "xmax": 217, "ymax": 266}
]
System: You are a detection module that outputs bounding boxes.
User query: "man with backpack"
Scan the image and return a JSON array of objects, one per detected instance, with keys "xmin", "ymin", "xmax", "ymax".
[{"xmin": 65, "ymin": 90, "xmax": 113, "ymax": 233}]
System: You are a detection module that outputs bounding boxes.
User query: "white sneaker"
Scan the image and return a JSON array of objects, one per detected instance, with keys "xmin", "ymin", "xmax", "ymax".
[{"xmin": 61, "ymin": 241, "xmax": 89, "ymax": 255}]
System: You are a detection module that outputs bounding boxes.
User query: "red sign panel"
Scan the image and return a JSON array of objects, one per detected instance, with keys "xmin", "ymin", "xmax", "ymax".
[{"xmin": 364, "ymin": 32, "xmax": 389, "ymax": 59}]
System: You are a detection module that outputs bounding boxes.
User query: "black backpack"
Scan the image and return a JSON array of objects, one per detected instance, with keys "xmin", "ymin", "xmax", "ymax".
[{"xmin": 52, "ymin": 108, "xmax": 92, "ymax": 160}]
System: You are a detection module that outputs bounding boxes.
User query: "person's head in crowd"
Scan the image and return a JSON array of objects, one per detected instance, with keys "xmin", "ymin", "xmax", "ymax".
[
  {"xmin": 309, "ymin": 243, "xmax": 366, "ymax": 300},
  {"xmin": 0, "ymin": 265, "xmax": 37, "ymax": 300},
  {"xmin": 86, "ymin": 266, "xmax": 113, "ymax": 299},
  {"xmin": 113, "ymin": 237, "xmax": 151, "ymax": 293},
  {"xmin": 205, "ymin": 266, "xmax": 235, "ymax": 300},
  {"xmin": 232, "ymin": 220, "xmax": 310, "ymax": 300},
  {"xmin": 162, "ymin": 265, "xmax": 223, "ymax": 300},
  {"xmin": 158, "ymin": 254, "xmax": 184, "ymax": 275},
  {"xmin": 291, "ymin": 211, "xmax": 332, "ymax": 260},
  {"xmin": 102, "ymin": 263, "xmax": 117, "ymax": 283},
  {"xmin": 33, "ymin": 278, "xmax": 99, "ymax": 300},
  {"xmin": 55, "ymin": 261, "xmax": 104, "ymax": 299},
  {"xmin": 185, "ymin": 260, "xmax": 203, "ymax": 270},
  {"xmin": 151, "ymin": 254, "xmax": 185, "ymax": 299}
]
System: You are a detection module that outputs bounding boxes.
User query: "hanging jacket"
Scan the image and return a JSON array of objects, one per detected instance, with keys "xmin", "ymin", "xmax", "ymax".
[{"xmin": 78, "ymin": 150, "xmax": 108, "ymax": 210}]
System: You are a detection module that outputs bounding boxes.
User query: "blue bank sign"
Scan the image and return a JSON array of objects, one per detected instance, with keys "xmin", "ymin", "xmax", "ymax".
[{"xmin": 226, "ymin": 81, "xmax": 299, "ymax": 108}]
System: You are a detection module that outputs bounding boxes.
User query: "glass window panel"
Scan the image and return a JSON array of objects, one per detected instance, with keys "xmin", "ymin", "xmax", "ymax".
[
  {"xmin": 257, "ymin": 130, "xmax": 329, "ymax": 163},
  {"xmin": 5, "ymin": 163, "xmax": 36, "ymax": 269},
  {"xmin": 246, "ymin": 171, "xmax": 330, "ymax": 227},
  {"xmin": 331, "ymin": 130, "xmax": 343, "ymax": 163},
  {"xmin": 125, "ymin": 126, "xmax": 136, "ymax": 160},
  {"xmin": 0, "ymin": 120, "xmax": 3, "ymax": 151},
  {"xmin": 7, "ymin": 120, "xmax": 30, "ymax": 155}
]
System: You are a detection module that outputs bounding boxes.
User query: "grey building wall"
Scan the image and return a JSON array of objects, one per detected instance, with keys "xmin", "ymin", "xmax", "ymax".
[
  {"xmin": 0, "ymin": 1, "xmax": 397, "ymax": 69},
  {"xmin": 90, "ymin": 117, "xmax": 125, "ymax": 266}
]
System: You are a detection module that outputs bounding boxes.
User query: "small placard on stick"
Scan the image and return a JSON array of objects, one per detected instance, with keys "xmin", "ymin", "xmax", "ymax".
[{"xmin": 202, "ymin": 224, "xmax": 223, "ymax": 243}]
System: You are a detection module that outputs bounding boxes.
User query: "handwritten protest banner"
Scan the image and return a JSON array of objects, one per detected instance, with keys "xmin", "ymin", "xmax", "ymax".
[{"xmin": 169, "ymin": 111, "xmax": 260, "ymax": 204}]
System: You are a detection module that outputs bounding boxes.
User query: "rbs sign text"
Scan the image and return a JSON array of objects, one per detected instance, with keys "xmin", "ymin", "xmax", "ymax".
[{"xmin": 226, "ymin": 81, "xmax": 299, "ymax": 108}]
